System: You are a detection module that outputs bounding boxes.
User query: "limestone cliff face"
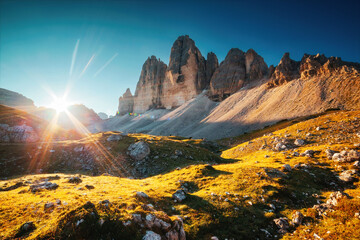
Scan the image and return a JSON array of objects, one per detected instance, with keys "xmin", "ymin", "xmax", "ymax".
[
  {"xmin": 266, "ymin": 53, "xmax": 300, "ymax": 88},
  {"xmin": 267, "ymin": 53, "xmax": 360, "ymax": 88},
  {"xmin": 118, "ymin": 36, "xmax": 360, "ymax": 114},
  {"xmin": 118, "ymin": 88, "xmax": 134, "ymax": 115},
  {"xmin": 205, "ymin": 52, "xmax": 219, "ymax": 86},
  {"xmin": 161, "ymin": 35, "xmax": 207, "ymax": 109},
  {"xmin": 209, "ymin": 48, "xmax": 267, "ymax": 101},
  {"xmin": 133, "ymin": 56, "xmax": 167, "ymax": 113},
  {"xmin": 245, "ymin": 49, "xmax": 268, "ymax": 81},
  {"xmin": 209, "ymin": 48, "xmax": 246, "ymax": 100}
]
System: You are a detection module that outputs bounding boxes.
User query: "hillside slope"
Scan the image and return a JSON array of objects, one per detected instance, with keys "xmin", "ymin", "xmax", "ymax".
[
  {"xmin": 98, "ymin": 70, "xmax": 360, "ymax": 140},
  {"xmin": 1, "ymin": 110, "xmax": 359, "ymax": 239}
]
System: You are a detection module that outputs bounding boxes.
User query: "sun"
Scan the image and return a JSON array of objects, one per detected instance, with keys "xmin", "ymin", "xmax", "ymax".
[{"xmin": 50, "ymin": 97, "xmax": 69, "ymax": 113}]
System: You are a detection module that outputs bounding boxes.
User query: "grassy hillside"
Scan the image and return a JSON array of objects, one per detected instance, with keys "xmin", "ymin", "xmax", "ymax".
[{"xmin": 0, "ymin": 110, "xmax": 360, "ymax": 239}]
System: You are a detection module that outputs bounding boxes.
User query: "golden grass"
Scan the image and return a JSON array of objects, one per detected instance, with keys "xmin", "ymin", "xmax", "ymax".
[{"xmin": 0, "ymin": 110, "xmax": 360, "ymax": 239}]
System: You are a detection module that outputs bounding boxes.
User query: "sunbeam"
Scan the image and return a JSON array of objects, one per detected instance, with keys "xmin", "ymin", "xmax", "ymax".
[
  {"xmin": 93, "ymin": 53, "xmax": 118, "ymax": 78},
  {"xmin": 79, "ymin": 54, "xmax": 95, "ymax": 78},
  {"xmin": 69, "ymin": 39, "xmax": 80, "ymax": 77},
  {"xmin": 64, "ymin": 110, "xmax": 129, "ymax": 176}
]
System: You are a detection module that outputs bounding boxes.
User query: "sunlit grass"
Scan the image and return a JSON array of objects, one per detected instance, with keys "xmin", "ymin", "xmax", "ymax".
[{"xmin": 1, "ymin": 110, "xmax": 360, "ymax": 239}]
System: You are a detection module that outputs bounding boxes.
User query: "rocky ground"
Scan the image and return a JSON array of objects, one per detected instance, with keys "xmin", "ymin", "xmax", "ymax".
[{"xmin": 1, "ymin": 110, "xmax": 360, "ymax": 239}]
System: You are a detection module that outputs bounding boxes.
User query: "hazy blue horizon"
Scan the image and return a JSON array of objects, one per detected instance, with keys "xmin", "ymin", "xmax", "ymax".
[{"xmin": 1, "ymin": 0, "xmax": 359, "ymax": 115}]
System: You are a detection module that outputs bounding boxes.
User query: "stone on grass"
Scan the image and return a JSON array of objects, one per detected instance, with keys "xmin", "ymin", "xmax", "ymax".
[
  {"xmin": 294, "ymin": 139, "xmax": 305, "ymax": 146},
  {"xmin": 291, "ymin": 211, "xmax": 304, "ymax": 226},
  {"xmin": 128, "ymin": 141, "xmax": 150, "ymax": 161},
  {"xmin": 273, "ymin": 218, "xmax": 289, "ymax": 233},
  {"xmin": 30, "ymin": 182, "xmax": 58, "ymax": 193},
  {"xmin": 172, "ymin": 190, "xmax": 187, "ymax": 202},
  {"xmin": 136, "ymin": 191, "xmax": 149, "ymax": 199},
  {"xmin": 107, "ymin": 134, "xmax": 122, "ymax": 141},
  {"xmin": 15, "ymin": 222, "xmax": 36, "ymax": 238},
  {"xmin": 68, "ymin": 176, "xmax": 82, "ymax": 184},
  {"xmin": 142, "ymin": 230, "xmax": 161, "ymax": 240},
  {"xmin": 282, "ymin": 164, "xmax": 292, "ymax": 172}
]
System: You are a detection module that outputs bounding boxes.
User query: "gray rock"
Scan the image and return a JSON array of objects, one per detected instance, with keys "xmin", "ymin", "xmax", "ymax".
[
  {"xmin": 172, "ymin": 190, "xmax": 187, "ymax": 202},
  {"xmin": 273, "ymin": 217, "xmax": 289, "ymax": 233},
  {"xmin": 118, "ymin": 88, "xmax": 134, "ymax": 115},
  {"xmin": 294, "ymin": 139, "xmax": 305, "ymax": 146},
  {"xmin": 325, "ymin": 149, "xmax": 335, "ymax": 159},
  {"xmin": 326, "ymin": 191, "xmax": 349, "ymax": 206},
  {"xmin": 107, "ymin": 134, "xmax": 122, "ymax": 141},
  {"xmin": 68, "ymin": 176, "xmax": 82, "ymax": 184},
  {"xmin": 136, "ymin": 191, "xmax": 149, "ymax": 198},
  {"xmin": 339, "ymin": 170, "xmax": 357, "ymax": 182},
  {"xmin": 44, "ymin": 202, "xmax": 55, "ymax": 211},
  {"xmin": 142, "ymin": 230, "xmax": 161, "ymax": 240},
  {"xmin": 175, "ymin": 150, "xmax": 183, "ymax": 156},
  {"xmin": 132, "ymin": 213, "xmax": 142, "ymax": 223},
  {"xmin": 354, "ymin": 161, "xmax": 360, "ymax": 168},
  {"xmin": 301, "ymin": 149, "xmax": 315, "ymax": 157},
  {"xmin": 282, "ymin": 164, "xmax": 292, "ymax": 172},
  {"xmin": 30, "ymin": 182, "xmax": 59, "ymax": 193},
  {"xmin": 291, "ymin": 211, "xmax": 304, "ymax": 226},
  {"xmin": 128, "ymin": 141, "xmax": 150, "ymax": 161}
]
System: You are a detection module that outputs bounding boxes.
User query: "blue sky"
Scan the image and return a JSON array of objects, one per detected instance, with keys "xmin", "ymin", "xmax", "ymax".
[{"xmin": 1, "ymin": 0, "xmax": 359, "ymax": 115}]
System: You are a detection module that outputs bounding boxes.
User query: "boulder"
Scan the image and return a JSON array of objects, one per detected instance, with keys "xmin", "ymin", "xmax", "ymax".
[
  {"xmin": 68, "ymin": 176, "xmax": 82, "ymax": 184},
  {"xmin": 291, "ymin": 211, "xmax": 304, "ymax": 226},
  {"xmin": 172, "ymin": 189, "xmax": 187, "ymax": 202},
  {"xmin": 294, "ymin": 139, "xmax": 305, "ymax": 146},
  {"xmin": 339, "ymin": 170, "xmax": 357, "ymax": 182},
  {"xmin": 273, "ymin": 217, "xmax": 289, "ymax": 233},
  {"xmin": 14, "ymin": 222, "xmax": 36, "ymax": 238},
  {"xmin": 128, "ymin": 141, "xmax": 150, "ymax": 161},
  {"xmin": 106, "ymin": 134, "xmax": 122, "ymax": 141},
  {"xmin": 30, "ymin": 182, "xmax": 59, "ymax": 193},
  {"xmin": 136, "ymin": 191, "xmax": 149, "ymax": 199},
  {"xmin": 282, "ymin": 164, "xmax": 292, "ymax": 172},
  {"xmin": 142, "ymin": 230, "xmax": 161, "ymax": 240},
  {"xmin": 326, "ymin": 191, "xmax": 349, "ymax": 206}
]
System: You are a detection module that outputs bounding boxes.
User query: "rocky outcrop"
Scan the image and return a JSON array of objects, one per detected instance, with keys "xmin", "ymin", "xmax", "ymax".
[
  {"xmin": 161, "ymin": 35, "xmax": 207, "ymax": 109},
  {"xmin": 267, "ymin": 52, "xmax": 300, "ymax": 88},
  {"xmin": 133, "ymin": 56, "xmax": 167, "ymax": 113},
  {"xmin": 97, "ymin": 112, "xmax": 108, "ymax": 120},
  {"xmin": 245, "ymin": 49, "xmax": 268, "ymax": 81},
  {"xmin": 118, "ymin": 88, "xmax": 134, "ymax": 115},
  {"xmin": 0, "ymin": 123, "xmax": 39, "ymax": 143},
  {"xmin": 205, "ymin": 52, "xmax": 219, "ymax": 85},
  {"xmin": 209, "ymin": 48, "xmax": 246, "ymax": 100},
  {"xmin": 209, "ymin": 48, "xmax": 268, "ymax": 101},
  {"xmin": 0, "ymin": 88, "xmax": 35, "ymax": 111},
  {"xmin": 267, "ymin": 53, "xmax": 360, "ymax": 88}
]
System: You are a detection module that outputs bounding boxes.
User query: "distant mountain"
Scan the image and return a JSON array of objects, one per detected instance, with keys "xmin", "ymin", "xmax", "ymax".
[
  {"xmin": 97, "ymin": 112, "xmax": 109, "ymax": 120},
  {"xmin": 36, "ymin": 104, "xmax": 102, "ymax": 130},
  {"xmin": 0, "ymin": 88, "xmax": 35, "ymax": 111},
  {"xmin": 0, "ymin": 88, "xmax": 101, "ymax": 131}
]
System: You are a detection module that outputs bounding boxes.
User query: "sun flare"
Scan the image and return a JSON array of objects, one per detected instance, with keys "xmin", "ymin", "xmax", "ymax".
[{"xmin": 50, "ymin": 97, "xmax": 69, "ymax": 113}]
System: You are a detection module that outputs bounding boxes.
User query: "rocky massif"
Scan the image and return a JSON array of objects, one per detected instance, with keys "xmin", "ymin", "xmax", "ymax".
[
  {"xmin": 112, "ymin": 35, "xmax": 360, "ymax": 140},
  {"xmin": 267, "ymin": 52, "xmax": 360, "ymax": 88},
  {"xmin": 118, "ymin": 35, "xmax": 360, "ymax": 116},
  {"xmin": 119, "ymin": 35, "xmax": 218, "ymax": 113}
]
